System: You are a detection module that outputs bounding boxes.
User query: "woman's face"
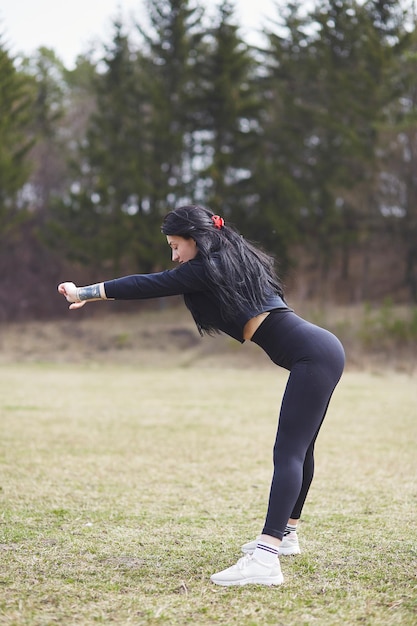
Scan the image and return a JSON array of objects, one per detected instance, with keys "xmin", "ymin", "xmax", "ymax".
[{"xmin": 166, "ymin": 235, "xmax": 198, "ymax": 264}]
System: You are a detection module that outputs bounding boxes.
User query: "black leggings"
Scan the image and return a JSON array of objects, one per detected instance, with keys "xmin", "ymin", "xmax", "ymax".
[{"xmin": 251, "ymin": 310, "xmax": 345, "ymax": 540}]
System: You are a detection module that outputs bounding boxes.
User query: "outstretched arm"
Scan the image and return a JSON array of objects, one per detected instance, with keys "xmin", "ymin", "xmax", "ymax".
[
  {"xmin": 58, "ymin": 282, "xmax": 109, "ymax": 310},
  {"xmin": 58, "ymin": 261, "xmax": 208, "ymax": 309}
]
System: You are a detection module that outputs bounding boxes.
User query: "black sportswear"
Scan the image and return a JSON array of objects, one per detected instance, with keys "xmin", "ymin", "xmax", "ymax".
[
  {"xmin": 104, "ymin": 257, "xmax": 289, "ymax": 342},
  {"xmin": 104, "ymin": 260, "xmax": 345, "ymax": 541}
]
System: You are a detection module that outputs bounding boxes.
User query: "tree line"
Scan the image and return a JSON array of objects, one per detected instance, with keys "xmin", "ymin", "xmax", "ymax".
[{"xmin": 1, "ymin": 0, "xmax": 416, "ymax": 320}]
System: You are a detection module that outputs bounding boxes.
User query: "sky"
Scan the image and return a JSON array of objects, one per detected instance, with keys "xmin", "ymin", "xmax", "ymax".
[{"xmin": 1, "ymin": 0, "xmax": 279, "ymax": 69}]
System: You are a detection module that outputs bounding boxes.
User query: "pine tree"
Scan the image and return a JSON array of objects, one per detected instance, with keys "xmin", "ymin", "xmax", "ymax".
[
  {"xmin": 52, "ymin": 19, "xmax": 154, "ymax": 273},
  {"xmin": 376, "ymin": 13, "xmax": 417, "ymax": 300},
  {"xmin": 55, "ymin": 1, "xmax": 208, "ymax": 274},
  {"xmin": 192, "ymin": 0, "xmax": 262, "ymax": 221},
  {"xmin": 20, "ymin": 47, "xmax": 68, "ymax": 214},
  {"xmin": 251, "ymin": 2, "xmax": 318, "ymax": 271},
  {"xmin": 261, "ymin": 0, "xmax": 399, "ymax": 290},
  {"xmin": 0, "ymin": 37, "xmax": 34, "ymax": 238},
  {"xmin": 139, "ymin": 0, "xmax": 206, "ymax": 212},
  {"xmin": 0, "ymin": 41, "xmax": 75, "ymax": 319}
]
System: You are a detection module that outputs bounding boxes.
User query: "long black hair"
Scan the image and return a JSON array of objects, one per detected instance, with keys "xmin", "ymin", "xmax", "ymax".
[{"xmin": 161, "ymin": 205, "xmax": 285, "ymax": 333}]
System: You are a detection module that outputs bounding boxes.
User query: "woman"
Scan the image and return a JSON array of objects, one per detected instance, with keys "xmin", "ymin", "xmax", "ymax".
[{"xmin": 58, "ymin": 204, "xmax": 345, "ymax": 587}]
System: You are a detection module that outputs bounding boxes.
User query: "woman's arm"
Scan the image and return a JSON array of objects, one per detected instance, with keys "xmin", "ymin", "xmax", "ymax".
[
  {"xmin": 58, "ymin": 281, "xmax": 109, "ymax": 309},
  {"xmin": 58, "ymin": 262, "xmax": 208, "ymax": 310}
]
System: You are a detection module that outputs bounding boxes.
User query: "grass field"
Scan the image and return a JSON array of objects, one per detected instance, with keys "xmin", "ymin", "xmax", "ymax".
[{"xmin": 1, "ymin": 359, "xmax": 416, "ymax": 625}]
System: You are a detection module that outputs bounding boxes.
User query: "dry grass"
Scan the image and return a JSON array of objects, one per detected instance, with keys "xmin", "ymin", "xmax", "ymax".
[
  {"xmin": 0, "ymin": 353, "xmax": 416, "ymax": 625},
  {"xmin": 1, "ymin": 302, "xmax": 416, "ymax": 372}
]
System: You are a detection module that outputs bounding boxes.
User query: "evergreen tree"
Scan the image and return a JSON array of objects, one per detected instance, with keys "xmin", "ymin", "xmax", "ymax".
[
  {"xmin": 250, "ymin": 2, "xmax": 313, "ymax": 271},
  {"xmin": 20, "ymin": 47, "xmax": 68, "ymax": 214},
  {"xmin": 262, "ymin": 0, "xmax": 400, "ymax": 289},
  {"xmin": 376, "ymin": 15, "xmax": 417, "ymax": 300},
  {"xmin": 0, "ymin": 37, "xmax": 33, "ymax": 239},
  {"xmin": 303, "ymin": 0, "xmax": 384, "ymax": 282},
  {"xmin": 55, "ymin": 1, "xmax": 208, "ymax": 274},
  {"xmin": 139, "ymin": 0, "xmax": 205, "ymax": 212},
  {"xmin": 192, "ymin": 0, "xmax": 262, "ymax": 222},
  {"xmin": 0, "ymin": 41, "xmax": 74, "ymax": 320},
  {"xmin": 53, "ymin": 19, "xmax": 154, "ymax": 273}
]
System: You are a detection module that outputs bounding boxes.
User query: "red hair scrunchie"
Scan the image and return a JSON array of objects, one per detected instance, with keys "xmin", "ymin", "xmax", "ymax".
[{"xmin": 211, "ymin": 215, "xmax": 225, "ymax": 230}]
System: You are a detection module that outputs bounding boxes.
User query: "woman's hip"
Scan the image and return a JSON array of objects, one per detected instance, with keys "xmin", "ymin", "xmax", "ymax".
[{"xmin": 251, "ymin": 310, "xmax": 345, "ymax": 374}]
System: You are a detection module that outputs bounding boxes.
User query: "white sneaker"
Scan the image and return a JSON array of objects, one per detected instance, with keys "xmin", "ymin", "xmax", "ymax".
[
  {"xmin": 241, "ymin": 533, "xmax": 301, "ymax": 556},
  {"xmin": 211, "ymin": 553, "xmax": 284, "ymax": 587}
]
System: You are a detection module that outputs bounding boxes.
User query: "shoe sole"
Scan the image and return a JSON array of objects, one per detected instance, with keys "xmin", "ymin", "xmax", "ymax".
[
  {"xmin": 241, "ymin": 546, "xmax": 301, "ymax": 556},
  {"xmin": 211, "ymin": 575, "xmax": 284, "ymax": 587},
  {"xmin": 278, "ymin": 546, "xmax": 301, "ymax": 556}
]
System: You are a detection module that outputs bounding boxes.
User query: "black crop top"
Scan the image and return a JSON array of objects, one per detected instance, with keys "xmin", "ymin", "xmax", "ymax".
[{"xmin": 104, "ymin": 257, "xmax": 290, "ymax": 343}]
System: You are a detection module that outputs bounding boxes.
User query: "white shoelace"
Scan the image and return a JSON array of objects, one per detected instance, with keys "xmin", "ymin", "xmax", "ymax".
[{"xmin": 236, "ymin": 554, "xmax": 257, "ymax": 570}]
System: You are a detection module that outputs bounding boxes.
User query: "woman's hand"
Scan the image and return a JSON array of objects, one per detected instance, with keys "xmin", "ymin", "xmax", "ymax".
[{"xmin": 57, "ymin": 282, "xmax": 86, "ymax": 309}]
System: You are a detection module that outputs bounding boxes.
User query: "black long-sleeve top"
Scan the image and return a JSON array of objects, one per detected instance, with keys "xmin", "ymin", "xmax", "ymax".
[{"xmin": 104, "ymin": 257, "xmax": 289, "ymax": 343}]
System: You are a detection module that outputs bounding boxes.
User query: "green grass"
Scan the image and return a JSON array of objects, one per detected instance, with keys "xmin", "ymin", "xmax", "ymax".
[{"xmin": 0, "ymin": 363, "xmax": 416, "ymax": 625}]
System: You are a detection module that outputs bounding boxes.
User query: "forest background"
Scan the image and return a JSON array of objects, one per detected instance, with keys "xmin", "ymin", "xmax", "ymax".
[{"xmin": 1, "ymin": 0, "xmax": 417, "ymax": 356}]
